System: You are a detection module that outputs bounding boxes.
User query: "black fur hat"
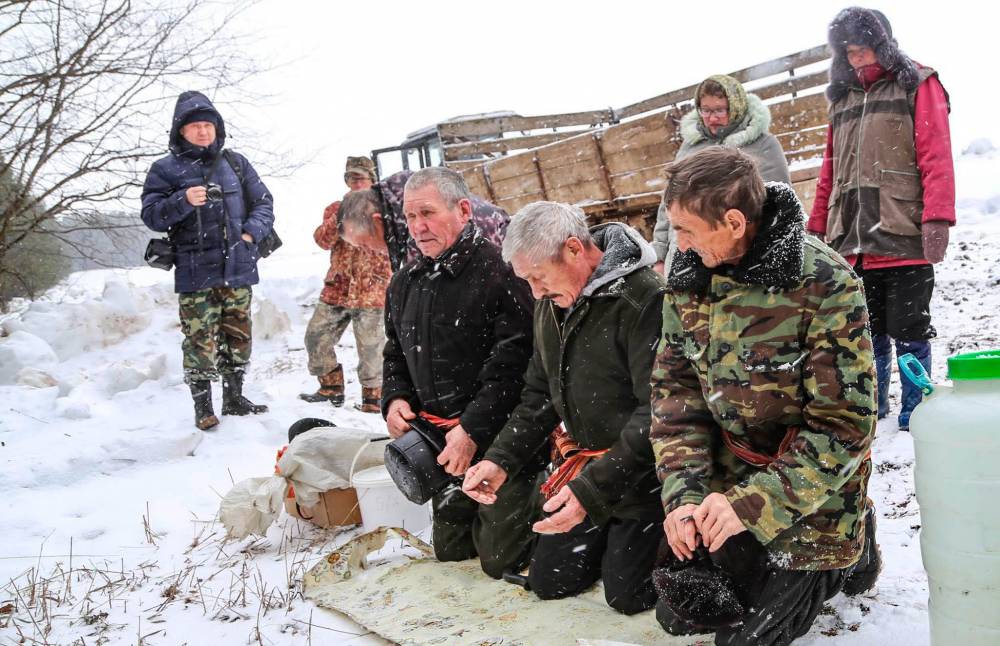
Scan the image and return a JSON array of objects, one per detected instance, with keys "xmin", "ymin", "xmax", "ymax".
[{"xmin": 826, "ymin": 7, "xmax": 919, "ymax": 102}]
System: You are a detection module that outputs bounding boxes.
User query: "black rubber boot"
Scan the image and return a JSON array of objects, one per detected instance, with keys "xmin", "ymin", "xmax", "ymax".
[
  {"xmin": 189, "ymin": 380, "xmax": 219, "ymax": 431},
  {"xmin": 221, "ymin": 372, "xmax": 269, "ymax": 415},
  {"xmin": 843, "ymin": 506, "xmax": 882, "ymax": 596}
]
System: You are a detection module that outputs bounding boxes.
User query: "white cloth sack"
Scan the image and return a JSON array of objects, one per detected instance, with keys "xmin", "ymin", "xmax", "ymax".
[
  {"xmin": 219, "ymin": 476, "xmax": 287, "ymax": 539},
  {"xmin": 219, "ymin": 425, "xmax": 387, "ymax": 539},
  {"xmin": 276, "ymin": 426, "xmax": 387, "ymax": 507}
]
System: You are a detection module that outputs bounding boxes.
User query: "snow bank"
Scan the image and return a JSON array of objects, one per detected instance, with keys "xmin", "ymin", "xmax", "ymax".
[
  {"xmin": 253, "ymin": 295, "xmax": 292, "ymax": 340},
  {"xmin": 2, "ymin": 276, "xmax": 153, "ymax": 361},
  {"xmin": 962, "ymin": 138, "xmax": 996, "ymax": 156},
  {"xmin": 0, "ymin": 330, "xmax": 58, "ymax": 384},
  {"xmin": 97, "ymin": 354, "xmax": 168, "ymax": 397}
]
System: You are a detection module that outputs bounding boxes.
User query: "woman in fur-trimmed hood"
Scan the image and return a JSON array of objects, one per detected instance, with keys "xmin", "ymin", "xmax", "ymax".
[
  {"xmin": 651, "ymin": 74, "xmax": 790, "ymax": 264},
  {"xmin": 676, "ymin": 75, "xmax": 790, "ymax": 184}
]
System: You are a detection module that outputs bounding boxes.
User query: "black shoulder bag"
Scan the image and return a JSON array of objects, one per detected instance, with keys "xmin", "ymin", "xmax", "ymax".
[{"xmin": 144, "ymin": 237, "xmax": 175, "ymax": 271}]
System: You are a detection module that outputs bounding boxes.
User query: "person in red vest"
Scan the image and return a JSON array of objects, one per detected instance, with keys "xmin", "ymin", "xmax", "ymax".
[{"xmin": 808, "ymin": 7, "xmax": 955, "ymax": 431}]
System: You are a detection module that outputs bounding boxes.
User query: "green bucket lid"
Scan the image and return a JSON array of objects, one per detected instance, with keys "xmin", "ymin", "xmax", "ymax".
[{"xmin": 948, "ymin": 350, "xmax": 1000, "ymax": 380}]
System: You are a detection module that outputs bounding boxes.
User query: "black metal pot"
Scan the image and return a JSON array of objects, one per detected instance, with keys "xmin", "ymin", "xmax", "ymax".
[
  {"xmin": 384, "ymin": 418, "xmax": 455, "ymax": 505},
  {"xmin": 287, "ymin": 417, "xmax": 336, "ymax": 443}
]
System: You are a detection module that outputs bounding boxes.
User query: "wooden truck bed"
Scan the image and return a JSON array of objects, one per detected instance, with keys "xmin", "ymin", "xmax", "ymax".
[{"xmin": 442, "ymin": 46, "xmax": 832, "ymax": 237}]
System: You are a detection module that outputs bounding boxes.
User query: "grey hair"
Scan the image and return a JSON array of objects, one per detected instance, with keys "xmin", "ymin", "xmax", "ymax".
[
  {"xmin": 338, "ymin": 189, "xmax": 381, "ymax": 235},
  {"xmin": 403, "ymin": 167, "xmax": 472, "ymax": 208},
  {"xmin": 502, "ymin": 201, "xmax": 592, "ymax": 264}
]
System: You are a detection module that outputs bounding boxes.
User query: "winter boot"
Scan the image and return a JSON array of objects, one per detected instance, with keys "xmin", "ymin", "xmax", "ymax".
[
  {"xmin": 189, "ymin": 380, "xmax": 219, "ymax": 431},
  {"xmin": 221, "ymin": 372, "xmax": 269, "ymax": 415},
  {"xmin": 843, "ymin": 505, "xmax": 883, "ymax": 595},
  {"xmin": 298, "ymin": 367, "xmax": 345, "ymax": 406},
  {"xmin": 355, "ymin": 386, "xmax": 381, "ymax": 413},
  {"xmin": 897, "ymin": 339, "xmax": 931, "ymax": 431},
  {"xmin": 873, "ymin": 334, "xmax": 893, "ymax": 420}
]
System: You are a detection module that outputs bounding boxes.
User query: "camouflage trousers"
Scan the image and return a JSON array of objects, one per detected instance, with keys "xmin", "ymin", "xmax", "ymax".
[
  {"xmin": 304, "ymin": 303, "xmax": 385, "ymax": 388},
  {"xmin": 179, "ymin": 286, "xmax": 253, "ymax": 383}
]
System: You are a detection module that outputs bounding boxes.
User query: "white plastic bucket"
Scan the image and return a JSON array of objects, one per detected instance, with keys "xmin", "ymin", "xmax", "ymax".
[{"xmin": 351, "ymin": 462, "xmax": 432, "ymax": 534}]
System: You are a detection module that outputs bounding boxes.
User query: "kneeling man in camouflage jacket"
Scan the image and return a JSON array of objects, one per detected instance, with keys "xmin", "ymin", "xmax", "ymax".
[{"xmin": 650, "ymin": 147, "xmax": 880, "ymax": 645}]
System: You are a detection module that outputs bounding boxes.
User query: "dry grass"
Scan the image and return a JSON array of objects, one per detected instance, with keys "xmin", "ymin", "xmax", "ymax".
[{"xmin": 1, "ymin": 510, "xmax": 362, "ymax": 645}]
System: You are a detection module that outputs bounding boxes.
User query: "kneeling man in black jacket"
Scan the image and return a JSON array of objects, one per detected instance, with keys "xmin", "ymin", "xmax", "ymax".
[{"xmin": 381, "ymin": 167, "xmax": 541, "ymax": 578}]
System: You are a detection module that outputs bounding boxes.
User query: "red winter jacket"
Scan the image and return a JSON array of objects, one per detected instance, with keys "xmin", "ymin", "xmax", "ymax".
[{"xmin": 808, "ymin": 65, "xmax": 955, "ymax": 270}]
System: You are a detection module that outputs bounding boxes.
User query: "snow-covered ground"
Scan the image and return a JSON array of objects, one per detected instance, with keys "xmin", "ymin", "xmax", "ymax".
[{"xmin": 1, "ymin": 144, "xmax": 998, "ymax": 645}]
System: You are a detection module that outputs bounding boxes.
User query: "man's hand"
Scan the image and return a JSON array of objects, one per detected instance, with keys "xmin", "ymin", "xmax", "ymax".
[
  {"xmin": 663, "ymin": 503, "xmax": 701, "ymax": 561},
  {"xmin": 462, "ymin": 460, "xmax": 508, "ymax": 505},
  {"xmin": 693, "ymin": 492, "xmax": 748, "ymax": 553},
  {"xmin": 186, "ymin": 186, "xmax": 207, "ymax": 207},
  {"xmin": 653, "ymin": 261, "xmax": 665, "ymax": 275},
  {"xmin": 386, "ymin": 399, "xmax": 416, "ymax": 438},
  {"xmin": 241, "ymin": 232, "xmax": 254, "ymax": 243},
  {"xmin": 532, "ymin": 486, "xmax": 587, "ymax": 534},
  {"xmin": 436, "ymin": 424, "xmax": 477, "ymax": 476}
]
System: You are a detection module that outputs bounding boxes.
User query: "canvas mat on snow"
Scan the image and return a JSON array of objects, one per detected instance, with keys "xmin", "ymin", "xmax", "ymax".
[{"xmin": 304, "ymin": 527, "xmax": 703, "ymax": 646}]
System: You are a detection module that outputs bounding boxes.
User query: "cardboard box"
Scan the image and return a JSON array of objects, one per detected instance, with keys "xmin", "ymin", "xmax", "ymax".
[{"xmin": 285, "ymin": 487, "xmax": 363, "ymax": 528}]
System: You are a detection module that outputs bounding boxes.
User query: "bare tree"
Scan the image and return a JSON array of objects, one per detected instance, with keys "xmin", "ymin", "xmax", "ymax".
[{"xmin": 0, "ymin": 0, "xmax": 267, "ymax": 307}]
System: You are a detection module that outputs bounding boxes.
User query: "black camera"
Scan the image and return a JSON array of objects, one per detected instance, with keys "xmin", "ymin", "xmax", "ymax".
[{"xmin": 205, "ymin": 182, "xmax": 223, "ymax": 202}]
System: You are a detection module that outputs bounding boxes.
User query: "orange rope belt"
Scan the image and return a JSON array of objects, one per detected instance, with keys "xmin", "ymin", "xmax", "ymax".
[
  {"xmin": 721, "ymin": 426, "xmax": 872, "ymax": 467},
  {"xmin": 540, "ymin": 425, "xmax": 608, "ymax": 500}
]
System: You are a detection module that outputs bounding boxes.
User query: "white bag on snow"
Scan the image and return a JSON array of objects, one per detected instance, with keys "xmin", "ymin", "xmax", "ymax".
[
  {"xmin": 219, "ymin": 426, "xmax": 387, "ymax": 539},
  {"xmin": 219, "ymin": 476, "xmax": 287, "ymax": 539}
]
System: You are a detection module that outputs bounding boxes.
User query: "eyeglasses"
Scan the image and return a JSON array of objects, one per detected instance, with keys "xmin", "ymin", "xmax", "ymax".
[{"xmin": 698, "ymin": 107, "xmax": 729, "ymax": 118}]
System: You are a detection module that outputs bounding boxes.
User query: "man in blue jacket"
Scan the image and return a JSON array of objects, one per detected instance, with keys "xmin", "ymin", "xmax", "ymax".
[{"xmin": 141, "ymin": 91, "xmax": 274, "ymax": 430}]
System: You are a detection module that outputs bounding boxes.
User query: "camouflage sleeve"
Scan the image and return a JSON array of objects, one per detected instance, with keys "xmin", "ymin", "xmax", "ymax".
[
  {"xmin": 470, "ymin": 198, "xmax": 511, "ymax": 248},
  {"xmin": 649, "ymin": 296, "xmax": 717, "ymax": 513},
  {"xmin": 725, "ymin": 267, "xmax": 876, "ymax": 544}
]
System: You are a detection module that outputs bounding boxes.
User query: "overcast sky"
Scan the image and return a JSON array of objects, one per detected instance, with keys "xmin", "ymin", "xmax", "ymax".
[{"xmin": 208, "ymin": 0, "xmax": 993, "ymax": 251}]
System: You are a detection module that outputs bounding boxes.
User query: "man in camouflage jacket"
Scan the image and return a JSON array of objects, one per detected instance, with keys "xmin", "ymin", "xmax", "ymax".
[
  {"xmin": 649, "ymin": 147, "xmax": 879, "ymax": 645},
  {"xmin": 299, "ymin": 156, "xmax": 391, "ymax": 412}
]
